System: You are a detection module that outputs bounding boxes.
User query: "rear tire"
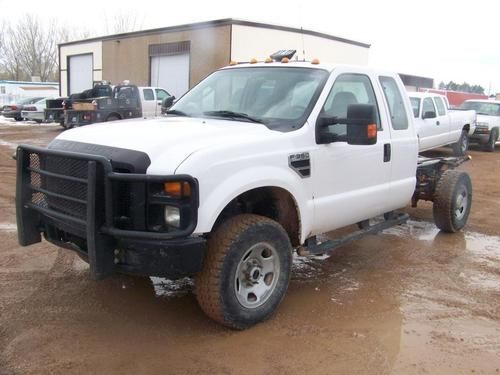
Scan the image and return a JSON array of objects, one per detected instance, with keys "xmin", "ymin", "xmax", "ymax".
[
  {"xmin": 106, "ymin": 114, "xmax": 121, "ymax": 122},
  {"xmin": 483, "ymin": 128, "xmax": 498, "ymax": 152},
  {"xmin": 196, "ymin": 214, "xmax": 292, "ymax": 329},
  {"xmin": 452, "ymin": 130, "xmax": 469, "ymax": 156},
  {"xmin": 433, "ymin": 170, "xmax": 472, "ymax": 233}
]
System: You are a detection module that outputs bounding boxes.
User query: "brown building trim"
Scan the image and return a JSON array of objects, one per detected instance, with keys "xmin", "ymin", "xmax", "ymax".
[{"xmin": 59, "ymin": 18, "xmax": 370, "ymax": 49}]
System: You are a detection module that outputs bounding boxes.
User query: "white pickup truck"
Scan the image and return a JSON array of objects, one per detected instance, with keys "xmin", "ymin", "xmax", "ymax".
[
  {"xmin": 408, "ymin": 92, "xmax": 476, "ymax": 155},
  {"xmin": 16, "ymin": 58, "xmax": 472, "ymax": 329},
  {"xmin": 460, "ymin": 99, "xmax": 500, "ymax": 152}
]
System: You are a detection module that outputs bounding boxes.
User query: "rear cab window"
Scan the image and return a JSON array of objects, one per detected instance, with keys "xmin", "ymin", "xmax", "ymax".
[
  {"xmin": 433, "ymin": 97, "xmax": 446, "ymax": 116},
  {"xmin": 378, "ymin": 76, "xmax": 408, "ymax": 130}
]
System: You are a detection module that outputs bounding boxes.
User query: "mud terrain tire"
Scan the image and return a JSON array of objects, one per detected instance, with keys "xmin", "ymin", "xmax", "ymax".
[
  {"xmin": 433, "ymin": 170, "xmax": 472, "ymax": 233},
  {"xmin": 196, "ymin": 214, "xmax": 292, "ymax": 329}
]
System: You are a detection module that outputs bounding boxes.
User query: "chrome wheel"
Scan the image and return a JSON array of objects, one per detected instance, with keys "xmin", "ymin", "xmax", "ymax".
[
  {"xmin": 454, "ymin": 185, "xmax": 468, "ymax": 220},
  {"xmin": 234, "ymin": 242, "xmax": 280, "ymax": 308}
]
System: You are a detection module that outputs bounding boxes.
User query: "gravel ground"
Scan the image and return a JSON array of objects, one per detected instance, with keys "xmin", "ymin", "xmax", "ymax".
[{"xmin": 0, "ymin": 123, "xmax": 498, "ymax": 374}]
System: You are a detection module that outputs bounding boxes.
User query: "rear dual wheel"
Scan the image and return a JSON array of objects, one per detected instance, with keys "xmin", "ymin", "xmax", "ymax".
[{"xmin": 196, "ymin": 214, "xmax": 292, "ymax": 330}]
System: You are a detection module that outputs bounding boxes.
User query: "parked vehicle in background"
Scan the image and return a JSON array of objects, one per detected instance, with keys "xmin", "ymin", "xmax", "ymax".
[
  {"xmin": 17, "ymin": 59, "xmax": 473, "ymax": 329},
  {"xmin": 460, "ymin": 100, "xmax": 500, "ymax": 152},
  {"xmin": 63, "ymin": 85, "xmax": 170, "ymax": 128},
  {"xmin": 2, "ymin": 97, "xmax": 44, "ymax": 121},
  {"xmin": 21, "ymin": 98, "xmax": 51, "ymax": 123},
  {"xmin": 409, "ymin": 93, "xmax": 476, "ymax": 155},
  {"xmin": 45, "ymin": 98, "xmax": 68, "ymax": 126},
  {"xmin": 418, "ymin": 88, "xmax": 488, "ymax": 108}
]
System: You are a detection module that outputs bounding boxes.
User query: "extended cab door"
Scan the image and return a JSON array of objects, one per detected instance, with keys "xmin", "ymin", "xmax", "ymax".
[
  {"xmin": 378, "ymin": 76, "xmax": 418, "ymax": 208},
  {"xmin": 141, "ymin": 88, "xmax": 156, "ymax": 117},
  {"xmin": 433, "ymin": 96, "xmax": 452, "ymax": 143},
  {"xmin": 311, "ymin": 70, "xmax": 393, "ymax": 234}
]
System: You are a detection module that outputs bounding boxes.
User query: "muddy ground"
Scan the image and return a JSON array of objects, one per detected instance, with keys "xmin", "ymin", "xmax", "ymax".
[{"xmin": 0, "ymin": 120, "xmax": 498, "ymax": 374}]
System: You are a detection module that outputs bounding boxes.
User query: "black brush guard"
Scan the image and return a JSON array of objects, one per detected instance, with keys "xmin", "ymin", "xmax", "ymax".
[{"xmin": 16, "ymin": 145, "xmax": 202, "ymax": 279}]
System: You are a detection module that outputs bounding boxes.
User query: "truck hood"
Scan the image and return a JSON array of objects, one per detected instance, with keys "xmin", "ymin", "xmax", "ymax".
[{"xmin": 52, "ymin": 117, "xmax": 273, "ymax": 173}]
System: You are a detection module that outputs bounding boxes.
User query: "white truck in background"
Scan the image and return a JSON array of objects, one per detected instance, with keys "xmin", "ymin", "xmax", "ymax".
[
  {"xmin": 16, "ymin": 57, "xmax": 473, "ymax": 329},
  {"xmin": 409, "ymin": 92, "xmax": 476, "ymax": 155},
  {"xmin": 460, "ymin": 99, "xmax": 500, "ymax": 152}
]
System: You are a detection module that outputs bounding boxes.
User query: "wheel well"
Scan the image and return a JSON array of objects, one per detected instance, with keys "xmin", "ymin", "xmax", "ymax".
[
  {"xmin": 213, "ymin": 187, "xmax": 301, "ymax": 246},
  {"xmin": 462, "ymin": 124, "xmax": 470, "ymax": 132},
  {"xmin": 106, "ymin": 113, "xmax": 122, "ymax": 121}
]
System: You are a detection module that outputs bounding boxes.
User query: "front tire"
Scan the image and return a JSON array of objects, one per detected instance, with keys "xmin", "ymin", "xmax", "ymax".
[
  {"xmin": 452, "ymin": 130, "xmax": 469, "ymax": 156},
  {"xmin": 433, "ymin": 170, "xmax": 472, "ymax": 233},
  {"xmin": 483, "ymin": 128, "xmax": 498, "ymax": 152},
  {"xmin": 196, "ymin": 214, "xmax": 292, "ymax": 329}
]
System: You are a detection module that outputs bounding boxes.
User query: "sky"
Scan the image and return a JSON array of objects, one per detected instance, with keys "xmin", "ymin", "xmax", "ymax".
[{"xmin": 1, "ymin": 0, "xmax": 499, "ymax": 93}]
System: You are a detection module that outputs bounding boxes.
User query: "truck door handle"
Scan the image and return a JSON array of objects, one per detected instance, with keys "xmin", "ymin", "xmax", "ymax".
[
  {"xmin": 384, "ymin": 143, "xmax": 391, "ymax": 162},
  {"xmin": 436, "ymin": 121, "xmax": 440, "ymax": 125}
]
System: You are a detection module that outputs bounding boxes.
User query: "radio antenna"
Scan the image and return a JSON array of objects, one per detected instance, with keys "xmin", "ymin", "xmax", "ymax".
[{"xmin": 299, "ymin": 6, "xmax": 306, "ymax": 61}]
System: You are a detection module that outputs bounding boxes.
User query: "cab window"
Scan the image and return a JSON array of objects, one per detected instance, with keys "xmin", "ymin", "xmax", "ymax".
[
  {"xmin": 422, "ymin": 98, "xmax": 436, "ymax": 117},
  {"xmin": 143, "ymin": 89, "xmax": 154, "ymax": 101},
  {"xmin": 155, "ymin": 89, "xmax": 170, "ymax": 101},
  {"xmin": 320, "ymin": 74, "xmax": 380, "ymax": 140},
  {"xmin": 379, "ymin": 76, "xmax": 408, "ymax": 130},
  {"xmin": 434, "ymin": 97, "xmax": 446, "ymax": 116}
]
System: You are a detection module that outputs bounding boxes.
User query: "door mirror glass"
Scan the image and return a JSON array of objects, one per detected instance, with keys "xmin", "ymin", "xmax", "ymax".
[
  {"xmin": 345, "ymin": 104, "xmax": 378, "ymax": 145},
  {"xmin": 422, "ymin": 111, "xmax": 436, "ymax": 119}
]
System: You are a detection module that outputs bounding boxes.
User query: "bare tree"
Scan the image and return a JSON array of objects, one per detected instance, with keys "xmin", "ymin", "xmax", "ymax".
[
  {"xmin": 105, "ymin": 10, "xmax": 143, "ymax": 34},
  {"xmin": 0, "ymin": 15, "xmax": 93, "ymax": 82}
]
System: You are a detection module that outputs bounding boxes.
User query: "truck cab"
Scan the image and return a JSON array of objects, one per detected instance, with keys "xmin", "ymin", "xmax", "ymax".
[
  {"xmin": 16, "ymin": 58, "xmax": 472, "ymax": 329},
  {"xmin": 409, "ymin": 92, "xmax": 476, "ymax": 155},
  {"xmin": 139, "ymin": 87, "xmax": 172, "ymax": 117}
]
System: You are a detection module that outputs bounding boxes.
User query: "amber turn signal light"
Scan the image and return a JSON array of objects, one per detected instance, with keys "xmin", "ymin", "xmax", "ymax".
[
  {"xmin": 164, "ymin": 181, "xmax": 191, "ymax": 198},
  {"xmin": 367, "ymin": 124, "xmax": 377, "ymax": 139}
]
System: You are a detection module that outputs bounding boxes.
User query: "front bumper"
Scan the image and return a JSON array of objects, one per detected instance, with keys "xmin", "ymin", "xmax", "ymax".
[
  {"xmin": 16, "ymin": 145, "xmax": 203, "ymax": 279},
  {"xmin": 469, "ymin": 125, "xmax": 491, "ymax": 143}
]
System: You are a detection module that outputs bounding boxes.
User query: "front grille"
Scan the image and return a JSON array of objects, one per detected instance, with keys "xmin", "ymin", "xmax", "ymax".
[{"xmin": 24, "ymin": 150, "xmax": 100, "ymax": 223}]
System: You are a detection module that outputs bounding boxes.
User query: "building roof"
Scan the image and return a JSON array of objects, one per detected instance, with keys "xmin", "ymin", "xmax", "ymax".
[
  {"xmin": 59, "ymin": 18, "xmax": 370, "ymax": 49},
  {"xmin": 0, "ymin": 80, "xmax": 59, "ymax": 86}
]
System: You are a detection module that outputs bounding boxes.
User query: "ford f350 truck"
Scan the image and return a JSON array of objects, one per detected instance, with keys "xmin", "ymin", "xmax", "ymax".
[
  {"xmin": 408, "ymin": 92, "xmax": 476, "ymax": 155},
  {"xmin": 16, "ymin": 58, "xmax": 472, "ymax": 329}
]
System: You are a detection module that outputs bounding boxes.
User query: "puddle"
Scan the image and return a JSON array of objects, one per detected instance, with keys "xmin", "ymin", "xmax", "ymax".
[
  {"xmin": 385, "ymin": 220, "xmax": 500, "ymax": 292},
  {"xmin": 0, "ymin": 139, "xmax": 18, "ymax": 150},
  {"xmin": 0, "ymin": 223, "xmax": 17, "ymax": 232}
]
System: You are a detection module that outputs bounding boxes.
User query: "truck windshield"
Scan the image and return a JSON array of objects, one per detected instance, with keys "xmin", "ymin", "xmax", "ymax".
[
  {"xmin": 460, "ymin": 101, "xmax": 500, "ymax": 116},
  {"xmin": 169, "ymin": 67, "xmax": 329, "ymax": 131},
  {"xmin": 409, "ymin": 97, "xmax": 421, "ymax": 118}
]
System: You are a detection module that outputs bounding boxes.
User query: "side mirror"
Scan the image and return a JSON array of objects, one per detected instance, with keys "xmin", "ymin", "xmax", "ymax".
[
  {"xmin": 422, "ymin": 111, "xmax": 436, "ymax": 119},
  {"xmin": 162, "ymin": 96, "xmax": 175, "ymax": 110},
  {"xmin": 346, "ymin": 104, "xmax": 378, "ymax": 145}
]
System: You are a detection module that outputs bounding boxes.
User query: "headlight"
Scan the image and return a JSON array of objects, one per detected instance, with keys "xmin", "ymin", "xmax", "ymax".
[{"xmin": 164, "ymin": 206, "xmax": 180, "ymax": 228}]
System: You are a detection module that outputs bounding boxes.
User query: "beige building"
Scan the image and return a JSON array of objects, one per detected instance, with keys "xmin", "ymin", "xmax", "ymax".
[{"xmin": 58, "ymin": 19, "xmax": 370, "ymax": 98}]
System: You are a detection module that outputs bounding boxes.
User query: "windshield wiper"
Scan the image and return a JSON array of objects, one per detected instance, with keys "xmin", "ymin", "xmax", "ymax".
[
  {"xmin": 166, "ymin": 109, "xmax": 189, "ymax": 116},
  {"xmin": 203, "ymin": 110, "xmax": 263, "ymax": 124}
]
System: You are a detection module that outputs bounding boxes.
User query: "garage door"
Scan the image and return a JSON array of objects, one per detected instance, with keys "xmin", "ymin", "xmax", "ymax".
[
  {"xmin": 68, "ymin": 54, "xmax": 93, "ymax": 94},
  {"xmin": 150, "ymin": 53, "xmax": 190, "ymax": 98}
]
